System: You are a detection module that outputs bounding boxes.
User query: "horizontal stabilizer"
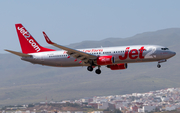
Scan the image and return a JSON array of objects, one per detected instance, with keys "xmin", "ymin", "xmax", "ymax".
[{"xmin": 5, "ymin": 49, "xmax": 32, "ymax": 57}]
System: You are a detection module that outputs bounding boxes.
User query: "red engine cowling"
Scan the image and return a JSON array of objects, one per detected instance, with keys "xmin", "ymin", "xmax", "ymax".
[
  {"xmin": 96, "ymin": 56, "xmax": 114, "ymax": 65},
  {"xmin": 108, "ymin": 63, "xmax": 128, "ymax": 70}
]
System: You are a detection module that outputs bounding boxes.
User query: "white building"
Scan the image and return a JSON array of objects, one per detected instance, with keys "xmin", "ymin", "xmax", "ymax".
[
  {"xmin": 81, "ymin": 98, "xmax": 89, "ymax": 103},
  {"xmin": 138, "ymin": 106, "xmax": 156, "ymax": 112},
  {"xmin": 75, "ymin": 112, "xmax": 83, "ymax": 113},
  {"xmin": 98, "ymin": 102, "xmax": 109, "ymax": 109},
  {"xmin": 165, "ymin": 105, "xmax": 176, "ymax": 111},
  {"xmin": 115, "ymin": 104, "xmax": 123, "ymax": 109},
  {"xmin": 161, "ymin": 96, "xmax": 170, "ymax": 102},
  {"xmin": 93, "ymin": 111, "xmax": 103, "ymax": 113}
]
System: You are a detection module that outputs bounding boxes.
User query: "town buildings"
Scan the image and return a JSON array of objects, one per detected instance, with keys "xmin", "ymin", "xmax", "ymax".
[
  {"xmin": 2, "ymin": 88, "xmax": 180, "ymax": 113},
  {"xmin": 76, "ymin": 88, "xmax": 180, "ymax": 112}
]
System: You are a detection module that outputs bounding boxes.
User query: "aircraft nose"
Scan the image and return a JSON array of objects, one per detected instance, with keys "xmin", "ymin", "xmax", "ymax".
[
  {"xmin": 170, "ymin": 51, "xmax": 176, "ymax": 57},
  {"xmin": 173, "ymin": 52, "xmax": 176, "ymax": 56}
]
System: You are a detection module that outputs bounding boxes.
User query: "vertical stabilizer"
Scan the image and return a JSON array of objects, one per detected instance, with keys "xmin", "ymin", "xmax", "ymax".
[{"xmin": 15, "ymin": 23, "xmax": 55, "ymax": 54}]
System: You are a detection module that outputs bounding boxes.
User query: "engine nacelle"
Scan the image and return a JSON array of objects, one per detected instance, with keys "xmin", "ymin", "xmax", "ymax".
[
  {"xmin": 107, "ymin": 63, "xmax": 128, "ymax": 70},
  {"xmin": 96, "ymin": 56, "xmax": 114, "ymax": 65}
]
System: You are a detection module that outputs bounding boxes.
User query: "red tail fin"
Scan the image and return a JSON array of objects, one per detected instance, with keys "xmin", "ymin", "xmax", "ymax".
[{"xmin": 15, "ymin": 23, "xmax": 55, "ymax": 54}]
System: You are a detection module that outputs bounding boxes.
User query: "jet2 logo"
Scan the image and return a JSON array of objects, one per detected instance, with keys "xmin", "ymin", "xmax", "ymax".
[
  {"xmin": 101, "ymin": 57, "xmax": 111, "ymax": 62},
  {"xmin": 119, "ymin": 46, "xmax": 156, "ymax": 60},
  {"xmin": 29, "ymin": 39, "xmax": 41, "ymax": 52},
  {"xmin": 17, "ymin": 26, "xmax": 41, "ymax": 52},
  {"xmin": 119, "ymin": 47, "xmax": 145, "ymax": 60},
  {"xmin": 17, "ymin": 27, "xmax": 31, "ymax": 39}
]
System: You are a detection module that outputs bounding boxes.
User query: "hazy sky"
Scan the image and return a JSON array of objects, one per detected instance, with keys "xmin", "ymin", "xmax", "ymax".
[{"xmin": 0, "ymin": 0, "xmax": 180, "ymax": 53}]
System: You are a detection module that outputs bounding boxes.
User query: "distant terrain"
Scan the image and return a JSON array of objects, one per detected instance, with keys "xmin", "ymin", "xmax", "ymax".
[{"xmin": 0, "ymin": 28, "xmax": 180, "ymax": 106}]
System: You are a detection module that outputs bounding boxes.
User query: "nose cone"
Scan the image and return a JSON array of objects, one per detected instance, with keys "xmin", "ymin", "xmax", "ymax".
[{"xmin": 170, "ymin": 51, "xmax": 176, "ymax": 57}]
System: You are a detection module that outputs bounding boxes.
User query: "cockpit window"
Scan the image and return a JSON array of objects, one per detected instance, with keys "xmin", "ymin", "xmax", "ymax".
[{"xmin": 161, "ymin": 48, "xmax": 169, "ymax": 50}]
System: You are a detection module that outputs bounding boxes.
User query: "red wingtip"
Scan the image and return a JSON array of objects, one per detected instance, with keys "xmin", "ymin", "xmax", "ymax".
[{"xmin": 42, "ymin": 31, "xmax": 54, "ymax": 44}]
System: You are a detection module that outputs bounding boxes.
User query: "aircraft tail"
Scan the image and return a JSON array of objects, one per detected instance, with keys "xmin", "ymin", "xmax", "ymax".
[{"xmin": 15, "ymin": 23, "xmax": 55, "ymax": 54}]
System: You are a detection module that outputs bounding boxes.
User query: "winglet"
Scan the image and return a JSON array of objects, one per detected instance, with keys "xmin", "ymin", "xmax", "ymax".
[{"xmin": 42, "ymin": 31, "xmax": 54, "ymax": 44}]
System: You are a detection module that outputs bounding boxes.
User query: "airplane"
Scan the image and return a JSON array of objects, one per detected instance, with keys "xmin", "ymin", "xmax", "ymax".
[{"xmin": 5, "ymin": 23, "xmax": 176, "ymax": 74}]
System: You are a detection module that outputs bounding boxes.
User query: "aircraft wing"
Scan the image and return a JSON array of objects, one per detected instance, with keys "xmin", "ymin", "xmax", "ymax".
[
  {"xmin": 5, "ymin": 49, "xmax": 32, "ymax": 57},
  {"xmin": 42, "ymin": 32, "xmax": 97, "ymax": 63}
]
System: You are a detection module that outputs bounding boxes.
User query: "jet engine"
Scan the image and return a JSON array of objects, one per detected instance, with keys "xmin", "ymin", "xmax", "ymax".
[
  {"xmin": 96, "ymin": 56, "xmax": 115, "ymax": 65},
  {"xmin": 107, "ymin": 63, "xmax": 128, "ymax": 70}
]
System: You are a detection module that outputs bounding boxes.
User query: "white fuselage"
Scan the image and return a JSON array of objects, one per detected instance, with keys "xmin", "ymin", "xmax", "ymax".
[{"xmin": 21, "ymin": 45, "xmax": 176, "ymax": 67}]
